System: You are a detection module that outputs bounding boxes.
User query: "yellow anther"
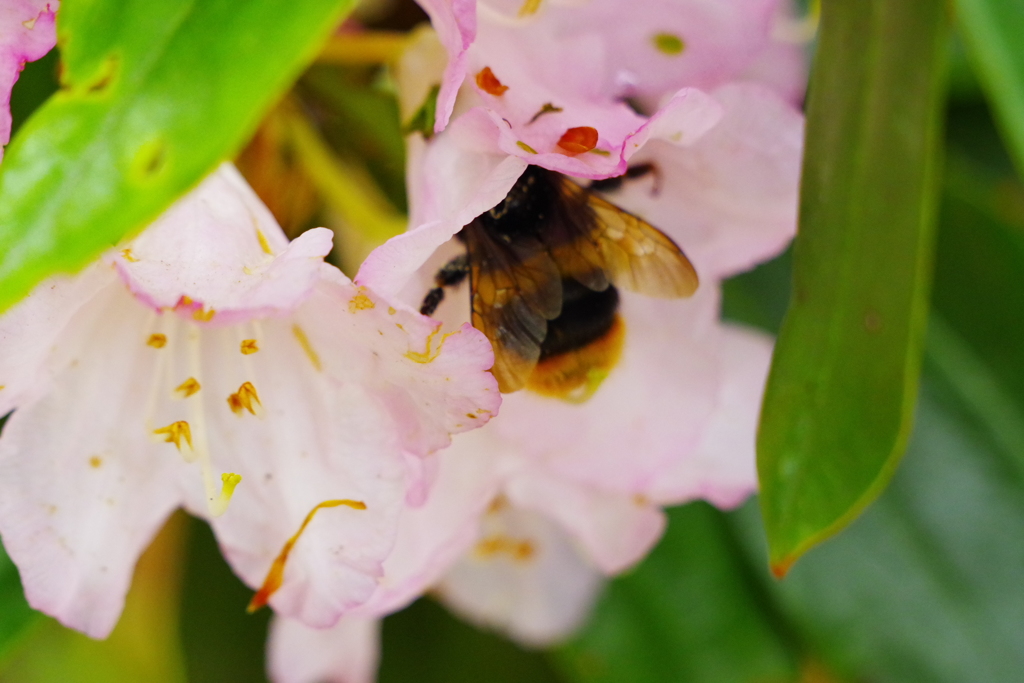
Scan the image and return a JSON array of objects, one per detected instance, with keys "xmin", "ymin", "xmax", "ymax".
[
  {"xmin": 227, "ymin": 381, "xmax": 261, "ymax": 416},
  {"xmin": 518, "ymin": 0, "xmax": 542, "ymax": 16},
  {"xmin": 175, "ymin": 377, "xmax": 201, "ymax": 398},
  {"xmin": 121, "ymin": 248, "xmax": 139, "ymax": 263},
  {"xmin": 240, "ymin": 339, "xmax": 259, "ymax": 355},
  {"xmin": 292, "ymin": 325, "xmax": 322, "ymax": 372},
  {"xmin": 193, "ymin": 308, "xmax": 216, "ymax": 322},
  {"xmin": 147, "ymin": 333, "xmax": 167, "ymax": 348},
  {"xmin": 475, "ymin": 535, "xmax": 536, "ymax": 562},
  {"xmin": 348, "ymin": 290, "xmax": 375, "ymax": 313},
  {"xmin": 248, "ymin": 499, "xmax": 367, "ymax": 612},
  {"xmin": 154, "ymin": 421, "xmax": 193, "ymax": 451}
]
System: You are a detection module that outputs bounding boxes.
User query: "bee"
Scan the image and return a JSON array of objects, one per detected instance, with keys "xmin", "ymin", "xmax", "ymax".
[{"xmin": 420, "ymin": 164, "xmax": 698, "ymax": 398}]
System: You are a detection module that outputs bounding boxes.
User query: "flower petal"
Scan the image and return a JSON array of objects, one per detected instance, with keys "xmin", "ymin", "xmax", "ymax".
[
  {"xmin": 647, "ymin": 323, "xmax": 773, "ymax": 508},
  {"xmin": 268, "ymin": 615, "xmax": 380, "ymax": 683},
  {"xmin": 0, "ymin": 0, "xmax": 57, "ymax": 160},
  {"xmin": 115, "ymin": 163, "xmax": 334, "ymax": 320},
  {"xmin": 0, "ymin": 284, "xmax": 183, "ymax": 638},
  {"xmin": 435, "ymin": 504, "xmax": 604, "ymax": 646},
  {"xmin": 505, "ymin": 470, "xmax": 666, "ymax": 574},
  {"xmin": 415, "ymin": 0, "xmax": 477, "ymax": 132},
  {"xmin": 597, "ymin": 83, "xmax": 803, "ymax": 279}
]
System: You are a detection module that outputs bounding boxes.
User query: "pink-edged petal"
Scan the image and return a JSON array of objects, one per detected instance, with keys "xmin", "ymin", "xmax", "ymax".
[
  {"xmin": 648, "ymin": 324, "xmax": 773, "ymax": 509},
  {"xmin": 505, "ymin": 470, "xmax": 666, "ymax": 574},
  {"xmin": 0, "ymin": 283, "xmax": 184, "ymax": 638},
  {"xmin": 0, "ymin": 263, "xmax": 112, "ymax": 414},
  {"xmin": 493, "ymin": 285, "xmax": 721, "ymax": 495},
  {"xmin": 415, "ymin": 0, "xmax": 477, "ymax": 132},
  {"xmin": 357, "ymin": 110, "xmax": 527, "ymax": 299},
  {"xmin": 599, "ymin": 83, "xmax": 803, "ymax": 279},
  {"xmin": 435, "ymin": 504, "xmax": 604, "ymax": 646},
  {"xmin": 268, "ymin": 615, "xmax": 380, "ymax": 683},
  {"xmin": 114, "ymin": 163, "xmax": 333, "ymax": 320},
  {"xmin": 296, "ymin": 273, "xmax": 501, "ymax": 456},
  {"xmin": 482, "ymin": 87, "xmax": 723, "ymax": 180},
  {"xmin": 350, "ymin": 428, "xmax": 507, "ymax": 616},
  {"xmin": 0, "ymin": 0, "xmax": 57, "ymax": 160}
]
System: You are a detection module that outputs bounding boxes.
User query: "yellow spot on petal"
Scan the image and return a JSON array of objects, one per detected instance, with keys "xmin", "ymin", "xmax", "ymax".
[
  {"xmin": 154, "ymin": 421, "xmax": 193, "ymax": 451},
  {"xmin": 120, "ymin": 248, "xmax": 139, "ymax": 263},
  {"xmin": 147, "ymin": 333, "xmax": 167, "ymax": 348},
  {"xmin": 248, "ymin": 498, "xmax": 367, "ymax": 613},
  {"xmin": 466, "ymin": 413, "xmax": 478, "ymax": 419},
  {"xmin": 487, "ymin": 495, "xmax": 510, "ymax": 514},
  {"xmin": 89, "ymin": 456, "xmax": 102, "ymax": 469},
  {"xmin": 518, "ymin": 0, "xmax": 542, "ymax": 16},
  {"xmin": 193, "ymin": 308, "xmax": 216, "ymax": 322},
  {"xmin": 240, "ymin": 339, "xmax": 259, "ymax": 355},
  {"xmin": 0, "ymin": 385, "xmax": 5, "ymax": 391},
  {"xmin": 475, "ymin": 535, "xmax": 536, "ymax": 563},
  {"xmin": 348, "ymin": 289, "xmax": 376, "ymax": 313},
  {"xmin": 179, "ymin": 295, "xmax": 195, "ymax": 307},
  {"xmin": 653, "ymin": 32, "xmax": 686, "ymax": 55},
  {"xmin": 388, "ymin": 307, "xmax": 396, "ymax": 315},
  {"xmin": 22, "ymin": 16, "xmax": 37, "ymax": 29},
  {"xmin": 516, "ymin": 141, "xmax": 538, "ymax": 154},
  {"xmin": 292, "ymin": 325, "xmax": 322, "ymax": 372},
  {"xmin": 227, "ymin": 381, "xmax": 261, "ymax": 416},
  {"xmin": 175, "ymin": 377, "xmax": 201, "ymax": 398},
  {"xmin": 405, "ymin": 328, "xmax": 457, "ymax": 364},
  {"xmin": 633, "ymin": 493, "xmax": 650, "ymax": 507},
  {"xmin": 256, "ymin": 228, "xmax": 274, "ymax": 255}
]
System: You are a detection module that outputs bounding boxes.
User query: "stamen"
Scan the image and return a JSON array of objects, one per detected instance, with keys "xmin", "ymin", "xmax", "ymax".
[
  {"xmin": 154, "ymin": 421, "xmax": 193, "ymax": 451},
  {"xmin": 518, "ymin": 0, "xmax": 542, "ymax": 17},
  {"xmin": 248, "ymin": 499, "xmax": 367, "ymax": 612},
  {"xmin": 292, "ymin": 325, "xmax": 322, "ymax": 371},
  {"xmin": 475, "ymin": 535, "xmax": 536, "ymax": 562},
  {"xmin": 208, "ymin": 473, "xmax": 243, "ymax": 517},
  {"xmin": 121, "ymin": 248, "xmax": 139, "ymax": 263},
  {"xmin": 147, "ymin": 333, "xmax": 167, "ymax": 348},
  {"xmin": 227, "ymin": 381, "xmax": 262, "ymax": 416},
  {"xmin": 652, "ymin": 32, "xmax": 685, "ymax": 55},
  {"xmin": 175, "ymin": 377, "xmax": 201, "ymax": 398},
  {"xmin": 240, "ymin": 339, "xmax": 259, "ymax": 355},
  {"xmin": 256, "ymin": 228, "xmax": 274, "ymax": 255}
]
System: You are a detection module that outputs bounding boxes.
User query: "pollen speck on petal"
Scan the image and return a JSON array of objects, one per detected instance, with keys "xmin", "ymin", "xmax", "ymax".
[
  {"xmin": 146, "ymin": 333, "xmax": 167, "ymax": 348},
  {"xmin": 240, "ymin": 339, "xmax": 259, "ymax": 355},
  {"xmin": 476, "ymin": 67, "xmax": 509, "ymax": 96},
  {"xmin": 557, "ymin": 127, "xmax": 599, "ymax": 155}
]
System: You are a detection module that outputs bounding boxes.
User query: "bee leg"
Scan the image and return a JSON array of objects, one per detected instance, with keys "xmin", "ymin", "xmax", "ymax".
[
  {"xmin": 420, "ymin": 254, "xmax": 469, "ymax": 316},
  {"xmin": 590, "ymin": 162, "xmax": 661, "ymax": 195}
]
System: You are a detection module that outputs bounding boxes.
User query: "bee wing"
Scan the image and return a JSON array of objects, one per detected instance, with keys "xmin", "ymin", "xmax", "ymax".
[
  {"xmin": 463, "ymin": 221, "xmax": 563, "ymax": 393},
  {"xmin": 552, "ymin": 178, "xmax": 700, "ymax": 298}
]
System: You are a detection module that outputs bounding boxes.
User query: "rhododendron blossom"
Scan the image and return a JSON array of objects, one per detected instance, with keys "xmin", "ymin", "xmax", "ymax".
[
  {"xmin": 266, "ymin": 0, "xmax": 805, "ymax": 678},
  {"xmin": 0, "ymin": 163, "xmax": 500, "ymax": 639}
]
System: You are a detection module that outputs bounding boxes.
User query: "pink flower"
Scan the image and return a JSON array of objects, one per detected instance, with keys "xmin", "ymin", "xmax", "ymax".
[
  {"xmin": 0, "ymin": 0, "xmax": 58, "ymax": 161},
  {"xmin": 267, "ymin": 0, "xmax": 806, "ymax": 677},
  {"xmin": 0, "ymin": 163, "xmax": 500, "ymax": 638}
]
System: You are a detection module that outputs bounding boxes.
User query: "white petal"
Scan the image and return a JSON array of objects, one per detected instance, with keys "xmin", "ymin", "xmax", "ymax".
[
  {"xmin": 648, "ymin": 323, "xmax": 773, "ymax": 508},
  {"xmin": 115, "ymin": 163, "xmax": 333, "ymax": 318},
  {"xmin": 268, "ymin": 615, "xmax": 380, "ymax": 683},
  {"xmin": 435, "ymin": 505, "xmax": 604, "ymax": 646},
  {"xmin": 0, "ymin": 284, "xmax": 184, "ymax": 638}
]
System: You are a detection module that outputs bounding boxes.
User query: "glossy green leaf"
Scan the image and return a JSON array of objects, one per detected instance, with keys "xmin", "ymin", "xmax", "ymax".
[
  {"xmin": 954, "ymin": 0, "xmax": 1024, "ymax": 177},
  {"xmin": 0, "ymin": 0, "xmax": 357, "ymax": 313},
  {"xmin": 555, "ymin": 503, "xmax": 797, "ymax": 683},
  {"xmin": 757, "ymin": 0, "xmax": 949, "ymax": 572}
]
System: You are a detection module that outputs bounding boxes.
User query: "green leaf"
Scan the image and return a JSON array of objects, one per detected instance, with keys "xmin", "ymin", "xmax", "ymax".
[
  {"xmin": 954, "ymin": 0, "xmax": 1024, "ymax": 177},
  {"xmin": 757, "ymin": 0, "xmax": 949, "ymax": 572},
  {"xmin": 0, "ymin": 0, "xmax": 358, "ymax": 313},
  {"xmin": 555, "ymin": 503, "xmax": 798, "ymax": 683},
  {"xmin": 0, "ymin": 543, "xmax": 41, "ymax": 664}
]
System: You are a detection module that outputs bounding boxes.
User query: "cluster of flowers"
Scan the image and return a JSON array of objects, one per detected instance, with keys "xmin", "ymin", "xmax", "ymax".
[{"xmin": 0, "ymin": 0, "xmax": 804, "ymax": 681}]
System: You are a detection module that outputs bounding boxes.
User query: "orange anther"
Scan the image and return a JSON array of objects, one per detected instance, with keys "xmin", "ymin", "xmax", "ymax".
[
  {"xmin": 557, "ymin": 126, "xmax": 599, "ymax": 155},
  {"xmin": 476, "ymin": 67, "xmax": 509, "ymax": 96}
]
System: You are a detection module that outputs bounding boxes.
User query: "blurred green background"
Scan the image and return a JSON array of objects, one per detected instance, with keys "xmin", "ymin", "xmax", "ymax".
[{"xmin": 3, "ymin": 8, "xmax": 1024, "ymax": 683}]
